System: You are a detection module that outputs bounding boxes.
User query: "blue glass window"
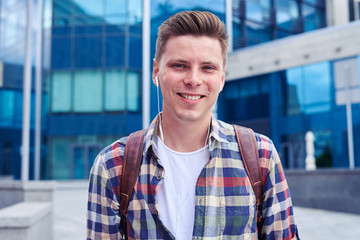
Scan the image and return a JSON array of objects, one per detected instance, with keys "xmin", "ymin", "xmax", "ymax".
[
  {"xmin": 275, "ymin": 0, "xmax": 300, "ymax": 31},
  {"xmin": 302, "ymin": 3, "xmax": 326, "ymax": 32},
  {"xmin": 74, "ymin": 36, "xmax": 102, "ymax": 68},
  {"xmin": 220, "ymin": 76, "xmax": 270, "ymax": 121},
  {"xmin": 303, "ymin": 62, "xmax": 331, "ymax": 113},
  {"xmin": 246, "ymin": 0, "xmax": 271, "ymax": 22},
  {"xmin": 51, "ymin": 72, "xmax": 72, "ymax": 112},
  {"xmin": 73, "ymin": 70, "xmax": 103, "ymax": 112},
  {"xmin": 0, "ymin": 90, "xmax": 15, "ymax": 127},
  {"xmin": 285, "ymin": 62, "xmax": 331, "ymax": 115},
  {"xmin": 72, "ymin": 0, "xmax": 104, "ymax": 17},
  {"xmin": 51, "ymin": 37, "xmax": 71, "ymax": 69},
  {"xmin": 245, "ymin": 20, "xmax": 272, "ymax": 46},
  {"xmin": 53, "ymin": 0, "xmax": 72, "ymax": 17},
  {"xmin": 50, "ymin": 138, "xmax": 70, "ymax": 179},
  {"xmin": 73, "ymin": 18, "xmax": 103, "ymax": 35},
  {"xmin": 104, "ymin": 70, "xmax": 126, "ymax": 111},
  {"xmin": 127, "ymin": 72, "xmax": 139, "ymax": 111},
  {"xmin": 128, "ymin": 0, "xmax": 142, "ymax": 24},
  {"xmin": 129, "ymin": 36, "xmax": 142, "ymax": 69},
  {"xmin": 105, "ymin": 36, "xmax": 125, "ymax": 67},
  {"xmin": 105, "ymin": 0, "xmax": 126, "ymax": 16}
]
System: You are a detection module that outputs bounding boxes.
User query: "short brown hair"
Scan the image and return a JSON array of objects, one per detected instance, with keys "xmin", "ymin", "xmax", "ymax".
[{"xmin": 155, "ymin": 11, "xmax": 228, "ymax": 66}]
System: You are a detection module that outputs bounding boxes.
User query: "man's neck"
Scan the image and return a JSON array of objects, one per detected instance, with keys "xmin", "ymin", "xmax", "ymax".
[{"xmin": 159, "ymin": 114, "xmax": 211, "ymax": 153}]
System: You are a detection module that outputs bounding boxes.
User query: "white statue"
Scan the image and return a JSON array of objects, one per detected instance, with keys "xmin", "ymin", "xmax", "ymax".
[{"xmin": 305, "ymin": 131, "xmax": 316, "ymax": 170}]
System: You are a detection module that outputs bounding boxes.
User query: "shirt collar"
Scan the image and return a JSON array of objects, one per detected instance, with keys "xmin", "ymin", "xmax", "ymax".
[{"xmin": 143, "ymin": 114, "xmax": 230, "ymax": 156}]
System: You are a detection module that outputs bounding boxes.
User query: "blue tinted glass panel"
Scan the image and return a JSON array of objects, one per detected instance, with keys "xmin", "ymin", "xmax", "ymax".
[
  {"xmin": 73, "ymin": 19, "xmax": 102, "ymax": 35},
  {"xmin": 74, "ymin": 37, "xmax": 102, "ymax": 68},
  {"xmin": 275, "ymin": 0, "xmax": 300, "ymax": 31},
  {"xmin": 303, "ymin": 0, "xmax": 325, "ymax": 5},
  {"xmin": 72, "ymin": 0, "xmax": 104, "ymax": 16},
  {"xmin": 51, "ymin": 37, "xmax": 71, "ymax": 69},
  {"xmin": 53, "ymin": 17, "xmax": 71, "ymax": 27},
  {"xmin": 53, "ymin": 0, "xmax": 72, "ymax": 17},
  {"xmin": 50, "ymin": 139, "xmax": 70, "ymax": 179},
  {"xmin": 245, "ymin": 20, "xmax": 272, "ymax": 45},
  {"xmin": 232, "ymin": 16, "xmax": 244, "ymax": 50},
  {"xmin": 129, "ymin": 36, "xmax": 142, "ymax": 69},
  {"xmin": 127, "ymin": 72, "xmax": 139, "ymax": 111},
  {"xmin": 239, "ymin": 79, "xmax": 259, "ymax": 97},
  {"xmin": 14, "ymin": 91, "xmax": 23, "ymax": 127},
  {"xmin": 73, "ymin": 147, "xmax": 85, "ymax": 179},
  {"xmin": 129, "ymin": 24, "xmax": 142, "ymax": 35},
  {"xmin": 276, "ymin": 29, "xmax": 292, "ymax": 39},
  {"xmin": 151, "ymin": 0, "xmax": 226, "ymax": 21},
  {"xmin": 51, "ymin": 72, "xmax": 72, "ymax": 112},
  {"xmin": 303, "ymin": 4, "xmax": 326, "ymax": 32},
  {"xmin": 0, "ymin": 90, "xmax": 15, "ymax": 127},
  {"xmin": 105, "ymin": 36, "xmax": 125, "ymax": 67},
  {"xmin": 286, "ymin": 67, "xmax": 303, "ymax": 115},
  {"xmin": 71, "ymin": 16, "xmax": 104, "ymax": 26},
  {"xmin": 104, "ymin": 70, "xmax": 126, "ymax": 111},
  {"xmin": 105, "ymin": 0, "xmax": 126, "ymax": 15},
  {"xmin": 303, "ymin": 62, "xmax": 331, "ymax": 113},
  {"xmin": 105, "ymin": 16, "xmax": 127, "ymax": 26},
  {"xmin": 52, "ymin": 25, "xmax": 72, "ymax": 36},
  {"xmin": 246, "ymin": 0, "xmax": 271, "ymax": 22},
  {"xmin": 73, "ymin": 71, "xmax": 103, "ymax": 112},
  {"xmin": 128, "ymin": 0, "xmax": 142, "ymax": 24}
]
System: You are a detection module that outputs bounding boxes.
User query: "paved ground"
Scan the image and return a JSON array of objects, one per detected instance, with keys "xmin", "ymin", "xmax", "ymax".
[{"xmin": 53, "ymin": 181, "xmax": 360, "ymax": 240}]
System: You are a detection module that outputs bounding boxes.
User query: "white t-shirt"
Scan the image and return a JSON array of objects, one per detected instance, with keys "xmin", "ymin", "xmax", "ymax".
[{"xmin": 157, "ymin": 137, "xmax": 209, "ymax": 239}]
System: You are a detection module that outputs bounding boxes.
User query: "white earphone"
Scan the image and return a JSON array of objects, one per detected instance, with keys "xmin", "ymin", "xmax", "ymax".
[
  {"xmin": 155, "ymin": 76, "xmax": 159, "ymax": 87},
  {"xmin": 219, "ymin": 82, "xmax": 223, "ymax": 92}
]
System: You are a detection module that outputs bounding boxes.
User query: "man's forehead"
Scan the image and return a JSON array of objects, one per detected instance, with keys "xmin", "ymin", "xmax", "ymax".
[{"xmin": 161, "ymin": 35, "xmax": 223, "ymax": 63}]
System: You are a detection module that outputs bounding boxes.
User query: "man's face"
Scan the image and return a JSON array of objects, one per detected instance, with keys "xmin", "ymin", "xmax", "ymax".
[{"xmin": 153, "ymin": 35, "xmax": 226, "ymax": 124}]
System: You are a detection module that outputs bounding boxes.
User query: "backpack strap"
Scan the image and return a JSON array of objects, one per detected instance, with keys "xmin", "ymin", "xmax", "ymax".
[
  {"xmin": 119, "ymin": 129, "xmax": 147, "ymax": 239},
  {"xmin": 233, "ymin": 125, "xmax": 263, "ymax": 231}
]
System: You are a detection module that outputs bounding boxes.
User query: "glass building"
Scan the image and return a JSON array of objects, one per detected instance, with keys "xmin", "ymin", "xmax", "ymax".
[{"xmin": 0, "ymin": 0, "xmax": 359, "ymax": 180}]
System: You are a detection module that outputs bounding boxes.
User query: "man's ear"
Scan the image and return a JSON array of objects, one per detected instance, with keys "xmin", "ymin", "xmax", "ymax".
[
  {"xmin": 152, "ymin": 59, "xmax": 160, "ymax": 86},
  {"xmin": 219, "ymin": 67, "xmax": 226, "ymax": 92}
]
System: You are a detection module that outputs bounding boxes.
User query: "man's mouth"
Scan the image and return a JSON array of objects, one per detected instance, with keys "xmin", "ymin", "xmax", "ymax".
[{"xmin": 178, "ymin": 93, "xmax": 204, "ymax": 100}]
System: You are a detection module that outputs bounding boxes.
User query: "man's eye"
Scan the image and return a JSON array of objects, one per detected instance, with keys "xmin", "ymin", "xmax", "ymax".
[
  {"xmin": 173, "ymin": 64, "xmax": 186, "ymax": 69},
  {"xmin": 203, "ymin": 66, "xmax": 215, "ymax": 71}
]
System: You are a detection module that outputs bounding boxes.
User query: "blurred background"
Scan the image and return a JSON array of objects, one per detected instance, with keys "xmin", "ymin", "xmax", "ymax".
[{"xmin": 0, "ymin": 0, "xmax": 360, "ymax": 239}]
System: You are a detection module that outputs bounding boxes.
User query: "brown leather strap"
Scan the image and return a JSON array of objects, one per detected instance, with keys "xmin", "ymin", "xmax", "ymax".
[
  {"xmin": 119, "ymin": 129, "xmax": 147, "ymax": 238},
  {"xmin": 233, "ymin": 125, "xmax": 263, "ymax": 220}
]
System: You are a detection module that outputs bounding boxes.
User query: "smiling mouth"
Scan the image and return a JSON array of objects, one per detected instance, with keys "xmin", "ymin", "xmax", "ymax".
[{"xmin": 178, "ymin": 93, "xmax": 204, "ymax": 100}]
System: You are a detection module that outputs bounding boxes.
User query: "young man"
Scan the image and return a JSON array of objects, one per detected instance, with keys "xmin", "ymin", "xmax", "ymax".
[{"xmin": 87, "ymin": 11, "xmax": 298, "ymax": 239}]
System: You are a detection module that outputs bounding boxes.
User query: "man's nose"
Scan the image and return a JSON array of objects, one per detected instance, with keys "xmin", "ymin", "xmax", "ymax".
[{"xmin": 183, "ymin": 68, "xmax": 202, "ymax": 87}]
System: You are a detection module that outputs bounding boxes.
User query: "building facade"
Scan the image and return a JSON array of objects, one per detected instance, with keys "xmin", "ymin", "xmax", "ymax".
[{"xmin": 0, "ymin": 0, "xmax": 359, "ymax": 180}]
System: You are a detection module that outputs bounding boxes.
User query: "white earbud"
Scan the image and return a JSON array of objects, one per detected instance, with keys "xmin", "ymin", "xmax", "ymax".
[
  {"xmin": 219, "ymin": 82, "xmax": 223, "ymax": 92},
  {"xmin": 155, "ymin": 76, "xmax": 159, "ymax": 87}
]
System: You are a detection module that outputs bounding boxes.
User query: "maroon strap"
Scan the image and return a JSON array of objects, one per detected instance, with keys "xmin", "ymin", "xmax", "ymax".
[
  {"xmin": 119, "ymin": 129, "xmax": 147, "ymax": 238},
  {"xmin": 233, "ymin": 125, "xmax": 263, "ymax": 223}
]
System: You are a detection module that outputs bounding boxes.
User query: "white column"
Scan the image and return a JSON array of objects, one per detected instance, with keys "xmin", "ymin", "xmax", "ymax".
[
  {"xmin": 344, "ymin": 65, "xmax": 355, "ymax": 169},
  {"xmin": 326, "ymin": 0, "xmax": 350, "ymax": 26},
  {"xmin": 21, "ymin": 0, "xmax": 34, "ymax": 181},
  {"xmin": 142, "ymin": 0, "xmax": 151, "ymax": 129},
  {"xmin": 35, "ymin": 0, "xmax": 44, "ymax": 180},
  {"xmin": 226, "ymin": 0, "xmax": 233, "ymax": 53}
]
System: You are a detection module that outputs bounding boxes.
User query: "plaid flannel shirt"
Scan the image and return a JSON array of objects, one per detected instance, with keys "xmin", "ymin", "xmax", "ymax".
[{"xmin": 87, "ymin": 117, "xmax": 298, "ymax": 239}]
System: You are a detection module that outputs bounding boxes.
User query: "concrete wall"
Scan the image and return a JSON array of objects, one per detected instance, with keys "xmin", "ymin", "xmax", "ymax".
[
  {"xmin": 0, "ymin": 180, "xmax": 55, "ymax": 209},
  {"xmin": 226, "ymin": 21, "xmax": 360, "ymax": 81},
  {"xmin": 0, "ymin": 202, "xmax": 52, "ymax": 240},
  {"xmin": 0, "ymin": 181, "xmax": 55, "ymax": 240},
  {"xmin": 285, "ymin": 169, "xmax": 360, "ymax": 214}
]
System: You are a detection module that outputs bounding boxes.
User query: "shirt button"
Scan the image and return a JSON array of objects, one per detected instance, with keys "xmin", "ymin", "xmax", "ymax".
[{"xmin": 157, "ymin": 175, "xmax": 162, "ymax": 180}]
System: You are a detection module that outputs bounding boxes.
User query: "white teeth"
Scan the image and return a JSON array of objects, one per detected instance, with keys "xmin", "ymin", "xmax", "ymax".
[{"xmin": 180, "ymin": 94, "xmax": 201, "ymax": 100}]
